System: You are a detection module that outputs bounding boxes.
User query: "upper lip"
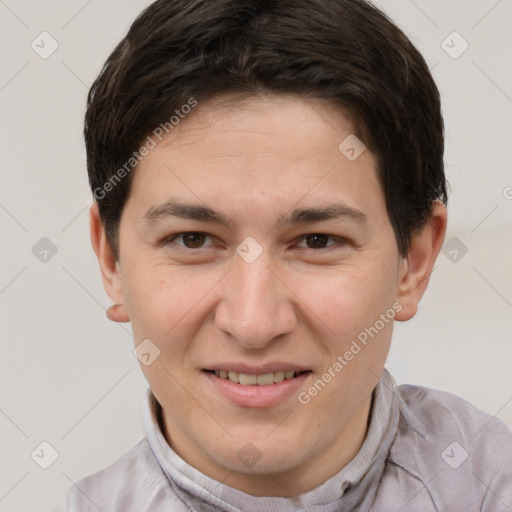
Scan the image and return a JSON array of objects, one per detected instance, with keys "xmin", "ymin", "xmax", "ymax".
[{"xmin": 203, "ymin": 362, "xmax": 311, "ymax": 374}]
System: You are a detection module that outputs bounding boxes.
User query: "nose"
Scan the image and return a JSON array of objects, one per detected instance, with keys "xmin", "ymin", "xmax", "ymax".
[{"xmin": 214, "ymin": 250, "xmax": 296, "ymax": 350}]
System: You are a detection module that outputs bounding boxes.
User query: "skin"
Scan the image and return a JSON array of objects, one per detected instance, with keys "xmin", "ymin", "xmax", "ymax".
[{"xmin": 90, "ymin": 94, "xmax": 447, "ymax": 497}]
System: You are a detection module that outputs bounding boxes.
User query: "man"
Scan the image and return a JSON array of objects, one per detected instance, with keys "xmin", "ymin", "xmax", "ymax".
[{"xmin": 56, "ymin": 0, "xmax": 512, "ymax": 510}]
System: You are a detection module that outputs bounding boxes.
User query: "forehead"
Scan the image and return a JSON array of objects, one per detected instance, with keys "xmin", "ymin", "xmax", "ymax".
[
  {"xmin": 158, "ymin": 94, "xmax": 360, "ymax": 164},
  {"xmin": 126, "ymin": 94, "xmax": 385, "ymax": 226}
]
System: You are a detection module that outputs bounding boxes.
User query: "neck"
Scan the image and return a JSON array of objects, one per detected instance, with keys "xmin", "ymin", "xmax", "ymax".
[{"xmin": 163, "ymin": 392, "xmax": 373, "ymax": 497}]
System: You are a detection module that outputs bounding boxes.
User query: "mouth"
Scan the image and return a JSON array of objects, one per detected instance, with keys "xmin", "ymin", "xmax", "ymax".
[
  {"xmin": 202, "ymin": 369, "xmax": 311, "ymax": 386},
  {"xmin": 201, "ymin": 366, "xmax": 312, "ymax": 408}
]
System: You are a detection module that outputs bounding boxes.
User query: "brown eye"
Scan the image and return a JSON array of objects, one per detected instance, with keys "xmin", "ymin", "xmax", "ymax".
[
  {"xmin": 294, "ymin": 233, "xmax": 349, "ymax": 253},
  {"xmin": 164, "ymin": 232, "xmax": 212, "ymax": 249},
  {"xmin": 304, "ymin": 234, "xmax": 331, "ymax": 249},
  {"xmin": 180, "ymin": 232, "xmax": 206, "ymax": 248}
]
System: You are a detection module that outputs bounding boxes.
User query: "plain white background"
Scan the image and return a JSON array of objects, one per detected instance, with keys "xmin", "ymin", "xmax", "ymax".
[{"xmin": 0, "ymin": 1, "xmax": 511, "ymax": 510}]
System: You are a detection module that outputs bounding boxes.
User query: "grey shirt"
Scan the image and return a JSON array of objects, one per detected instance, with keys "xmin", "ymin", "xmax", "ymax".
[{"xmin": 55, "ymin": 369, "xmax": 512, "ymax": 511}]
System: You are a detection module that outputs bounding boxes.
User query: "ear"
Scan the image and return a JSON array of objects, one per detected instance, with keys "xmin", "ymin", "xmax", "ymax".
[
  {"xmin": 395, "ymin": 200, "xmax": 447, "ymax": 321},
  {"xmin": 90, "ymin": 202, "xmax": 130, "ymax": 322}
]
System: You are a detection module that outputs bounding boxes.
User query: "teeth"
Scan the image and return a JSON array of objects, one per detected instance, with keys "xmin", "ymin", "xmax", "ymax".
[
  {"xmin": 273, "ymin": 371, "xmax": 285, "ymax": 383},
  {"xmin": 256, "ymin": 373, "xmax": 274, "ymax": 386},
  {"xmin": 213, "ymin": 370, "xmax": 300, "ymax": 385},
  {"xmin": 239, "ymin": 373, "xmax": 257, "ymax": 385}
]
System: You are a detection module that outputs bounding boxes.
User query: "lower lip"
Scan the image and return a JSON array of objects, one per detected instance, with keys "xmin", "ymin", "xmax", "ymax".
[{"xmin": 202, "ymin": 371, "xmax": 311, "ymax": 408}]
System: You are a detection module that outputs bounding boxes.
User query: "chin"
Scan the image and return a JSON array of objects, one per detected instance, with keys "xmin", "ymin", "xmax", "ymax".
[
  {"xmin": 211, "ymin": 435, "xmax": 307, "ymax": 476},
  {"xmin": 227, "ymin": 454, "xmax": 301, "ymax": 476}
]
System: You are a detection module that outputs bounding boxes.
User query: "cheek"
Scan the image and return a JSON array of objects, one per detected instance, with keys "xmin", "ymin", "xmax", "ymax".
[
  {"xmin": 123, "ymin": 265, "xmax": 180, "ymax": 336},
  {"xmin": 124, "ymin": 262, "xmax": 221, "ymax": 343},
  {"xmin": 293, "ymin": 264, "xmax": 395, "ymax": 337}
]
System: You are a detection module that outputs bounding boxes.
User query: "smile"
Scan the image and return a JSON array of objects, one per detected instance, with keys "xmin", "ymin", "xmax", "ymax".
[
  {"xmin": 204, "ymin": 369, "xmax": 309, "ymax": 386},
  {"xmin": 201, "ymin": 367, "xmax": 312, "ymax": 408}
]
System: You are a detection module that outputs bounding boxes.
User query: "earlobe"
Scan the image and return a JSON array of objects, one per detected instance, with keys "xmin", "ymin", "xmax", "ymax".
[
  {"xmin": 395, "ymin": 200, "xmax": 447, "ymax": 322},
  {"xmin": 89, "ymin": 203, "xmax": 130, "ymax": 323},
  {"xmin": 106, "ymin": 303, "xmax": 129, "ymax": 322}
]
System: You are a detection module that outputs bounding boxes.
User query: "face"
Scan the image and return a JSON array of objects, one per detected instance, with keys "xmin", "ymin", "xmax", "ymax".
[{"xmin": 101, "ymin": 94, "xmax": 419, "ymax": 495}]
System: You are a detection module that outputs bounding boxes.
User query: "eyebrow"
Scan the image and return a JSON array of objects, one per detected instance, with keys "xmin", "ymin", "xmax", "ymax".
[{"xmin": 141, "ymin": 200, "xmax": 368, "ymax": 230}]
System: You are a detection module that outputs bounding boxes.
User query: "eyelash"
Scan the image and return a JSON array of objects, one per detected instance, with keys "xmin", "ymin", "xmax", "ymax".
[{"xmin": 161, "ymin": 232, "xmax": 348, "ymax": 252}]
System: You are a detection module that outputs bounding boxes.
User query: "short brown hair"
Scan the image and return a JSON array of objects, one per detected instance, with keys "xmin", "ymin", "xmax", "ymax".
[{"xmin": 85, "ymin": 0, "xmax": 447, "ymax": 260}]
